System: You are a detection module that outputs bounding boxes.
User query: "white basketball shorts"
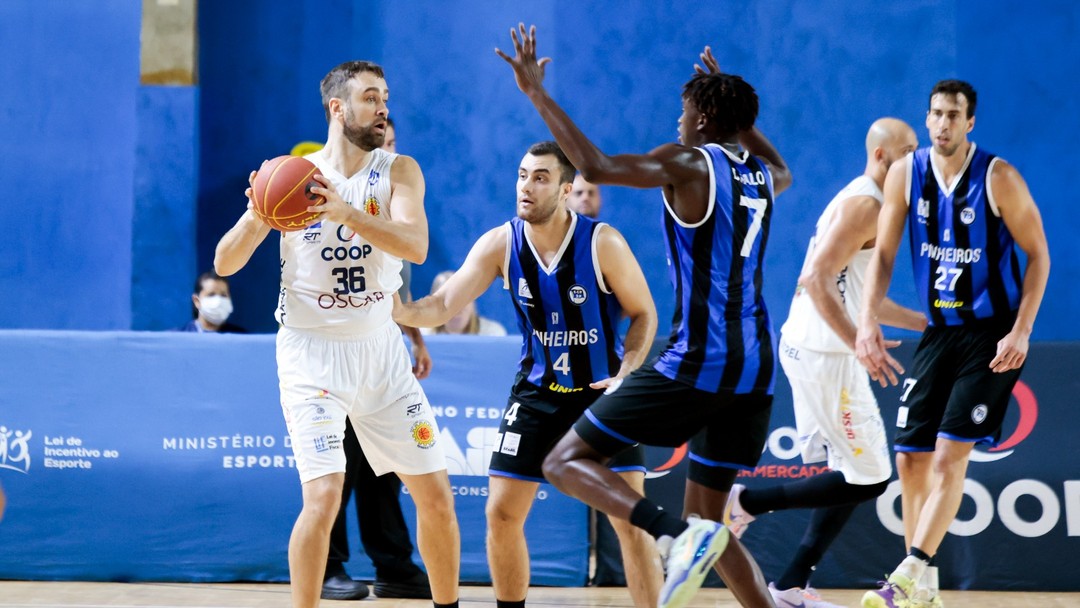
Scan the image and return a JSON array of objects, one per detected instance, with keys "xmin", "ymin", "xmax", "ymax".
[
  {"xmin": 778, "ymin": 336, "xmax": 892, "ymax": 485},
  {"xmin": 276, "ymin": 321, "xmax": 446, "ymax": 483}
]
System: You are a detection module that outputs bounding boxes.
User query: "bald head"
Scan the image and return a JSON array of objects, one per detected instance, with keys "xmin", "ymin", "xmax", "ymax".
[
  {"xmin": 866, "ymin": 118, "xmax": 916, "ymax": 155},
  {"xmin": 862, "ymin": 118, "xmax": 918, "ymax": 186}
]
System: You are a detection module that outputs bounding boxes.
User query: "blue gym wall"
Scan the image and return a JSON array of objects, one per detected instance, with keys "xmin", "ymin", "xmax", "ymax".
[{"xmin": 2, "ymin": 0, "xmax": 1077, "ymax": 339}]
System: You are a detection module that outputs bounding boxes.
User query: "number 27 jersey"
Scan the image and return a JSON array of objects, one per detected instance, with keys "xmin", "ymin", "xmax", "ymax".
[
  {"xmin": 906, "ymin": 144, "xmax": 1022, "ymax": 326},
  {"xmin": 274, "ymin": 148, "xmax": 403, "ymax": 334}
]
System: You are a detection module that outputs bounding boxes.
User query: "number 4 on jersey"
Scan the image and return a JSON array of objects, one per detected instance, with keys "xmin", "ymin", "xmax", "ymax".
[{"xmin": 552, "ymin": 352, "xmax": 571, "ymax": 376}]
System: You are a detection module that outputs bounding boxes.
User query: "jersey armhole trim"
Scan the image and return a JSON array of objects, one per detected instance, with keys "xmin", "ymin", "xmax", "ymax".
[
  {"xmin": 662, "ymin": 147, "xmax": 716, "ymax": 229},
  {"xmin": 592, "ymin": 223, "xmax": 612, "ymax": 294},
  {"xmin": 501, "ymin": 222, "xmax": 512, "ymax": 290},
  {"xmin": 986, "ymin": 157, "xmax": 1003, "ymax": 217},
  {"xmin": 904, "ymin": 153, "xmax": 913, "ymax": 207}
]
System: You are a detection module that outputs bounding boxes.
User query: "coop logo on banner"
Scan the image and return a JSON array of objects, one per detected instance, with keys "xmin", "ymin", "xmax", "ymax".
[
  {"xmin": 0, "ymin": 425, "xmax": 33, "ymax": 474},
  {"xmin": 876, "ymin": 380, "xmax": 1080, "ymax": 539}
]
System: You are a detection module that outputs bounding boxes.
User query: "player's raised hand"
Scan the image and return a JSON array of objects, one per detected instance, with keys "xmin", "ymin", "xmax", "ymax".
[
  {"xmin": 693, "ymin": 46, "xmax": 722, "ymax": 75},
  {"xmin": 495, "ymin": 23, "xmax": 552, "ymax": 96}
]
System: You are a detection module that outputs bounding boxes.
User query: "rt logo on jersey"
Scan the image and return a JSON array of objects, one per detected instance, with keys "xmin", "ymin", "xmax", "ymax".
[{"xmin": 567, "ymin": 284, "xmax": 588, "ymax": 305}]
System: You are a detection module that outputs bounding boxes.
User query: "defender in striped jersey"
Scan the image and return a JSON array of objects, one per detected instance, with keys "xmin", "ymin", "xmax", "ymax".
[
  {"xmin": 394, "ymin": 142, "xmax": 662, "ymax": 608},
  {"xmin": 499, "ymin": 30, "xmax": 791, "ymax": 608},
  {"xmin": 857, "ymin": 81, "xmax": 1050, "ymax": 608}
]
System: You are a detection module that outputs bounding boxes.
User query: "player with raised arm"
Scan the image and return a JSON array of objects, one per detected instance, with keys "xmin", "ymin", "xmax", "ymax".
[{"xmin": 497, "ymin": 26, "xmax": 792, "ymax": 608}]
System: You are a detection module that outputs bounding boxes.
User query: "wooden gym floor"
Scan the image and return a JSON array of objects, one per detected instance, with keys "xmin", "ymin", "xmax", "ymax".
[{"xmin": 1, "ymin": 582, "xmax": 1078, "ymax": 608}]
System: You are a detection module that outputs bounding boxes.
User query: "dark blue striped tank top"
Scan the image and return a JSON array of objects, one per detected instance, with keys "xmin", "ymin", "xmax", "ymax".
[
  {"xmin": 654, "ymin": 144, "xmax": 776, "ymax": 394},
  {"xmin": 506, "ymin": 212, "xmax": 624, "ymax": 393},
  {"xmin": 907, "ymin": 145, "xmax": 1022, "ymax": 326}
]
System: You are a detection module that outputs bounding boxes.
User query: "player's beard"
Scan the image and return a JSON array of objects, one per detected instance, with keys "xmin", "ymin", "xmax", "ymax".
[
  {"xmin": 518, "ymin": 195, "xmax": 561, "ymax": 225},
  {"xmin": 342, "ymin": 106, "xmax": 384, "ymax": 151}
]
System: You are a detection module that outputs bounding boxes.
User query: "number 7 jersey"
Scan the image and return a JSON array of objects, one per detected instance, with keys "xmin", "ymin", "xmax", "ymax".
[
  {"xmin": 906, "ymin": 144, "xmax": 1022, "ymax": 326},
  {"xmin": 274, "ymin": 148, "xmax": 403, "ymax": 334}
]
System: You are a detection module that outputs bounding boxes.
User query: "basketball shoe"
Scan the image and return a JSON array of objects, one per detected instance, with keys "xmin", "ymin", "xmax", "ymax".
[
  {"xmin": 861, "ymin": 573, "xmax": 915, "ymax": 608},
  {"xmin": 723, "ymin": 483, "xmax": 756, "ymax": 538},
  {"xmin": 907, "ymin": 591, "xmax": 944, "ymax": 608},
  {"xmin": 769, "ymin": 582, "xmax": 847, "ymax": 607},
  {"xmin": 657, "ymin": 517, "xmax": 730, "ymax": 608}
]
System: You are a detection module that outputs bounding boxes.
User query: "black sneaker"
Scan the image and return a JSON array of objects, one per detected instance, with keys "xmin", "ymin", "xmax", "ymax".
[
  {"xmin": 374, "ymin": 571, "xmax": 432, "ymax": 599},
  {"xmin": 321, "ymin": 573, "xmax": 370, "ymax": 601}
]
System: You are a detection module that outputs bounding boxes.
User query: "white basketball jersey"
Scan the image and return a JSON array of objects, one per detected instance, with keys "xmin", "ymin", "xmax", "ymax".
[
  {"xmin": 274, "ymin": 148, "xmax": 403, "ymax": 334},
  {"xmin": 781, "ymin": 175, "xmax": 882, "ymax": 354}
]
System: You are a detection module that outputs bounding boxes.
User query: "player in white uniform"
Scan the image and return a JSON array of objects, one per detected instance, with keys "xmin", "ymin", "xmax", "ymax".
[
  {"xmin": 214, "ymin": 61, "xmax": 460, "ymax": 608},
  {"xmin": 723, "ymin": 119, "xmax": 926, "ymax": 608}
]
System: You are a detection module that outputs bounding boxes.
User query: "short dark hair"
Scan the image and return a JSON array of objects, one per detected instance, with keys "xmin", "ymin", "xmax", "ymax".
[
  {"xmin": 320, "ymin": 60, "xmax": 385, "ymax": 122},
  {"xmin": 930, "ymin": 80, "xmax": 977, "ymax": 118},
  {"xmin": 191, "ymin": 271, "xmax": 229, "ymax": 317},
  {"xmin": 682, "ymin": 73, "xmax": 759, "ymax": 136},
  {"xmin": 526, "ymin": 141, "xmax": 575, "ymax": 184}
]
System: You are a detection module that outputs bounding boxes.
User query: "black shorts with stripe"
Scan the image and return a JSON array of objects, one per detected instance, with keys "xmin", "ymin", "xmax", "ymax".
[
  {"xmin": 488, "ymin": 376, "xmax": 646, "ymax": 482},
  {"xmin": 572, "ymin": 365, "xmax": 772, "ymax": 491},
  {"xmin": 895, "ymin": 317, "xmax": 1022, "ymax": 451}
]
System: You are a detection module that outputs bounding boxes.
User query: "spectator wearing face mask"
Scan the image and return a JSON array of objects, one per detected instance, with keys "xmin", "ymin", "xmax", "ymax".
[{"xmin": 177, "ymin": 270, "xmax": 248, "ymax": 333}]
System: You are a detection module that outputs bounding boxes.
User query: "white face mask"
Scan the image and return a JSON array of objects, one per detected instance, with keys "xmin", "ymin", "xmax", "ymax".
[{"xmin": 199, "ymin": 295, "xmax": 233, "ymax": 326}]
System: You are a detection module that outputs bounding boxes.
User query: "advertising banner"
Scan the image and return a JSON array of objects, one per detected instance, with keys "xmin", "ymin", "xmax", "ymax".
[
  {"xmin": 595, "ymin": 343, "xmax": 1080, "ymax": 591},
  {"xmin": 0, "ymin": 332, "xmax": 586, "ymax": 585}
]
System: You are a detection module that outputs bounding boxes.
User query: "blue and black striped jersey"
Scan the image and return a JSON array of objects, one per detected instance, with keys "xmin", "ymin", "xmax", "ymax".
[
  {"xmin": 654, "ymin": 144, "xmax": 777, "ymax": 395},
  {"xmin": 506, "ymin": 213, "xmax": 624, "ymax": 393},
  {"xmin": 907, "ymin": 145, "xmax": 1022, "ymax": 326}
]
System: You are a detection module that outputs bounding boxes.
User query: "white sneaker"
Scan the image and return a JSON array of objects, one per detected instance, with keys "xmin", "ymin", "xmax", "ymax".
[
  {"xmin": 769, "ymin": 582, "xmax": 847, "ymax": 607},
  {"xmin": 657, "ymin": 517, "xmax": 729, "ymax": 608},
  {"xmin": 723, "ymin": 483, "xmax": 756, "ymax": 538}
]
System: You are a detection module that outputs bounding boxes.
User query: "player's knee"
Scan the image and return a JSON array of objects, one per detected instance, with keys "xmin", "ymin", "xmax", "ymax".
[
  {"xmin": 485, "ymin": 500, "xmax": 526, "ymax": 532},
  {"xmin": 540, "ymin": 451, "xmax": 569, "ymax": 486},
  {"xmin": 301, "ymin": 479, "xmax": 343, "ymax": 523},
  {"xmin": 415, "ymin": 487, "xmax": 456, "ymax": 523}
]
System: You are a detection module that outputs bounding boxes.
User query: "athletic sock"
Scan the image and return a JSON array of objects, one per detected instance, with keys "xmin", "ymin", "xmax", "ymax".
[
  {"xmin": 629, "ymin": 498, "xmax": 689, "ymax": 540},
  {"xmin": 895, "ymin": 552, "xmax": 930, "ymax": 584},
  {"xmin": 918, "ymin": 565, "xmax": 940, "ymax": 596},
  {"xmin": 496, "ymin": 600, "xmax": 526, "ymax": 608},
  {"xmin": 774, "ymin": 503, "xmax": 857, "ymax": 590},
  {"xmin": 434, "ymin": 602, "xmax": 459, "ymax": 608},
  {"xmin": 739, "ymin": 471, "xmax": 887, "ymax": 515}
]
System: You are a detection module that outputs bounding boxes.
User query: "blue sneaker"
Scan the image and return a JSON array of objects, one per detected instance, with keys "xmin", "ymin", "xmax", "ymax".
[
  {"xmin": 658, "ymin": 517, "xmax": 730, "ymax": 608},
  {"xmin": 861, "ymin": 573, "xmax": 915, "ymax": 608}
]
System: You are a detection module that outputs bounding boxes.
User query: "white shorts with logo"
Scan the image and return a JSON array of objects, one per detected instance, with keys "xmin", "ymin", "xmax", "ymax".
[
  {"xmin": 276, "ymin": 321, "xmax": 446, "ymax": 483},
  {"xmin": 778, "ymin": 336, "xmax": 892, "ymax": 485}
]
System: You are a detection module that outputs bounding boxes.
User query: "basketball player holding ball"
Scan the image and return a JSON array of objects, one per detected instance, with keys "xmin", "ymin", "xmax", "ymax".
[{"xmin": 214, "ymin": 60, "xmax": 460, "ymax": 608}]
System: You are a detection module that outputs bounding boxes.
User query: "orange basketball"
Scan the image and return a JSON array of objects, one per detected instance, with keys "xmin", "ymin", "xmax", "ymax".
[{"xmin": 250, "ymin": 155, "xmax": 324, "ymax": 232}]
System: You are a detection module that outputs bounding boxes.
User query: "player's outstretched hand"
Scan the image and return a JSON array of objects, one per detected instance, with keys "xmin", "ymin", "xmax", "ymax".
[
  {"xmin": 495, "ymin": 23, "xmax": 552, "ymax": 97},
  {"xmin": 855, "ymin": 322, "xmax": 905, "ymax": 387},
  {"xmin": 693, "ymin": 46, "xmax": 721, "ymax": 75}
]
